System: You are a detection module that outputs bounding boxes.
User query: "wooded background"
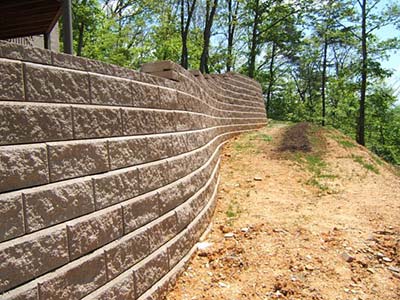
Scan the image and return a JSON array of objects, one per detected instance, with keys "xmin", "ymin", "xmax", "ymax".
[{"xmin": 65, "ymin": 0, "xmax": 400, "ymax": 165}]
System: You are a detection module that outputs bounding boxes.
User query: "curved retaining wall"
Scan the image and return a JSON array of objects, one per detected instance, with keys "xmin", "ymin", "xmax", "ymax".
[{"xmin": 0, "ymin": 41, "xmax": 267, "ymax": 299}]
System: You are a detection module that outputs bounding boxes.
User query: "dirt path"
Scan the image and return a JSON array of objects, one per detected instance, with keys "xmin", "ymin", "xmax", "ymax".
[{"xmin": 166, "ymin": 123, "xmax": 400, "ymax": 300}]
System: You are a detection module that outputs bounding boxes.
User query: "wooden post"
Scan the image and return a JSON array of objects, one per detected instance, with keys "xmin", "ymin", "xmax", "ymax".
[{"xmin": 62, "ymin": 0, "xmax": 73, "ymax": 54}]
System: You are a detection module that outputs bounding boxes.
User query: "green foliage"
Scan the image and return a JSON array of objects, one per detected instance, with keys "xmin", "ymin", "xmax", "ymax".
[
  {"xmin": 351, "ymin": 154, "xmax": 380, "ymax": 174},
  {"xmin": 67, "ymin": 0, "xmax": 400, "ymax": 167}
]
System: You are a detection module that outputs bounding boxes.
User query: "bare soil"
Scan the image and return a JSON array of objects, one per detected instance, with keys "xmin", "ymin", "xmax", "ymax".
[{"xmin": 166, "ymin": 122, "xmax": 400, "ymax": 300}]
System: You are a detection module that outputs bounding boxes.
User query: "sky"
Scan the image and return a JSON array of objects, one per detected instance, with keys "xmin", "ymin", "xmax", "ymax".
[
  {"xmin": 378, "ymin": 24, "xmax": 400, "ymax": 102},
  {"xmin": 375, "ymin": 1, "xmax": 400, "ymax": 103}
]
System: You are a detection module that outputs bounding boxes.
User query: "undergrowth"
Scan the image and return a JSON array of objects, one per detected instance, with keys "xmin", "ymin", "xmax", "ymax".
[{"xmin": 351, "ymin": 154, "xmax": 380, "ymax": 174}]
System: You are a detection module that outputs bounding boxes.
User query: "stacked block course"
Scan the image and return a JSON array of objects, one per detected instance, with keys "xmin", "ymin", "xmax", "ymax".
[{"xmin": 0, "ymin": 41, "xmax": 267, "ymax": 299}]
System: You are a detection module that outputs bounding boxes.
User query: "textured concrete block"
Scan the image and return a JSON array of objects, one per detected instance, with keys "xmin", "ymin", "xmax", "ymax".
[
  {"xmin": 137, "ymin": 160, "xmax": 170, "ymax": 194},
  {"xmin": 0, "ymin": 59, "xmax": 24, "ymax": 101},
  {"xmin": 93, "ymin": 167, "xmax": 139, "ymax": 209},
  {"xmin": 0, "ymin": 144, "xmax": 49, "ymax": 193},
  {"xmin": 133, "ymin": 248, "xmax": 169, "ymax": 298},
  {"xmin": 147, "ymin": 212, "xmax": 178, "ymax": 252},
  {"xmin": 104, "ymin": 227, "xmax": 149, "ymax": 279},
  {"xmin": 23, "ymin": 47, "xmax": 52, "ymax": 64},
  {"xmin": 158, "ymin": 87, "xmax": 183, "ymax": 110},
  {"xmin": 0, "ymin": 192, "xmax": 24, "ymax": 242},
  {"xmin": 51, "ymin": 52, "xmax": 87, "ymax": 71},
  {"xmin": 168, "ymin": 229, "xmax": 193, "ymax": 267},
  {"xmin": 84, "ymin": 270, "xmax": 135, "ymax": 300},
  {"xmin": 38, "ymin": 251, "xmax": 107, "ymax": 300},
  {"xmin": 23, "ymin": 178, "xmax": 95, "ymax": 232},
  {"xmin": 165, "ymin": 154, "xmax": 193, "ymax": 184},
  {"xmin": 109, "ymin": 134, "xmax": 176, "ymax": 170},
  {"xmin": 175, "ymin": 201, "xmax": 194, "ymax": 231},
  {"xmin": 0, "ymin": 226, "xmax": 69, "ymax": 293},
  {"xmin": 131, "ymin": 81, "xmax": 159, "ymax": 108},
  {"xmin": 73, "ymin": 105, "xmax": 122, "ymax": 139},
  {"xmin": 0, "ymin": 41, "xmax": 24, "ymax": 60},
  {"xmin": 90, "ymin": 73, "xmax": 132, "ymax": 106},
  {"xmin": 47, "ymin": 140, "xmax": 109, "ymax": 182},
  {"xmin": 152, "ymin": 110, "xmax": 176, "ymax": 133},
  {"xmin": 1, "ymin": 281, "xmax": 38, "ymax": 300},
  {"xmin": 122, "ymin": 109, "xmax": 155, "ymax": 135},
  {"xmin": 158, "ymin": 178, "xmax": 195, "ymax": 214},
  {"xmin": 122, "ymin": 191, "xmax": 160, "ymax": 233},
  {"xmin": 0, "ymin": 102, "xmax": 73, "ymax": 145},
  {"xmin": 25, "ymin": 63, "xmax": 90, "ymax": 104},
  {"xmin": 108, "ymin": 136, "xmax": 148, "ymax": 170},
  {"xmin": 67, "ymin": 206, "xmax": 123, "ymax": 259}
]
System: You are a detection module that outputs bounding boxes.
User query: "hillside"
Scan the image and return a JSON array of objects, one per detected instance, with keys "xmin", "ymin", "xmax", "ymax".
[{"xmin": 166, "ymin": 122, "xmax": 400, "ymax": 300}]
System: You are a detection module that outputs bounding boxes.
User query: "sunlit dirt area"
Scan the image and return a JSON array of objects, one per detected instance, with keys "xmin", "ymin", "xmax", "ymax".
[{"xmin": 167, "ymin": 122, "xmax": 400, "ymax": 300}]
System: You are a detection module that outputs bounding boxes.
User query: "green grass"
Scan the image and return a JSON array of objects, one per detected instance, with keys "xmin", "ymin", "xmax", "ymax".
[
  {"xmin": 289, "ymin": 125, "xmax": 337, "ymax": 192},
  {"xmin": 328, "ymin": 132, "xmax": 356, "ymax": 148},
  {"xmin": 352, "ymin": 155, "xmax": 380, "ymax": 174},
  {"xmin": 233, "ymin": 132, "xmax": 272, "ymax": 153},
  {"xmin": 225, "ymin": 200, "xmax": 242, "ymax": 225}
]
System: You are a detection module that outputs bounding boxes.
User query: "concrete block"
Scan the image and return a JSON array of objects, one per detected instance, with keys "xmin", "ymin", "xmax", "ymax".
[
  {"xmin": 151, "ymin": 110, "xmax": 176, "ymax": 133},
  {"xmin": 23, "ymin": 178, "xmax": 95, "ymax": 232},
  {"xmin": 122, "ymin": 191, "xmax": 160, "ymax": 233},
  {"xmin": 137, "ymin": 160, "xmax": 170, "ymax": 194},
  {"xmin": 104, "ymin": 227, "xmax": 149, "ymax": 279},
  {"xmin": 25, "ymin": 63, "xmax": 90, "ymax": 104},
  {"xmin": 0, "ymin": 281, "xmax": 38, "ymax": 300},
  {"xmin": 0, "ymin": 144, "xmax": 49, "ymax": 193},
  {"xmin": 0, "ymin": 102, "xmax": 73, "ymax": 145},
  {"xmin": 51, "ymin": 52, "xmax": 87, "ymax": 71},
  {"xmin": 0, "ymin": 191, "xmax": 24, "ymax": 242},
  {"xmin": 67, "ymin": 206, "xmax": 123, "ymax": 260},
  {"xmin": 131, "ymin": 81, "xmax": 159, "ymax": 108},
  {"xmin": 0, "ymin": 59, "xmax": 24, "ymax": 101},
  {"xmin": 133, "ymin": 248, "xmax": 169, "ymax": 298},
  {"xmin": 47, "ymin": 139, "xmax": 109, "ymax": 182},
  {"xmin": 167, "ymin": 229, "xmax": 193, "ymax": 268},
  {"xmin": 90, "ymin": 73, "xmax": 132, "ymax": 106},
  {"xmin": 38, "ymin": 251, "xmax": 107, "ymax": 300},
  {"xmin": 108, "ymin": 136, "xmax": 150, "ymax": 170},
  {"xmin": 82, "ymin": 270, "xmax": 135, "ymax": 300},
  {"xmin": 73, "ymin": 105, "xmax": 122, "ymax": 139},
  {"xmin": 122, "ymin": 109, "xmax": 155, "ymax": 135},
  {"xmin": 147, "ymin": 212, "xmax": 178, "ymax": 252},
  {"xmin": 0, "ymin": 226, "xmax": 69, "ymax": 293},
  {"xmin": 93, "ymin": 167, "xmax": 139, "ymax": 209}
]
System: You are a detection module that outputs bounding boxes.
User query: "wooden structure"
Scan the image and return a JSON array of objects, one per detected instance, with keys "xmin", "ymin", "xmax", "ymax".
[{"xmin": 0, "ymin": 0, "xmax": 72, "ymax": 54}]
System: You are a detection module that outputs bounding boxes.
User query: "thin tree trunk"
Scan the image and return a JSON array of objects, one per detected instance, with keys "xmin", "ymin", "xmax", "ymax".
[
  {"xmin": 226, "ymin": 0, "xmax": 239, "ymax": 72},
  {"xmin": 321, "ymin": 36, "xmax": 328, "ymax": 126},
  {"xmin": 180, "ymin": 0, "xmax": 197, "ymax": 69},
  {"xmin": 266, "ymin": 42, "xmax": 276, "ymax": 115},
  {"xmin": 200, "ymin": 0, "xmax": 218, "ymax": 73},
  {"xmin": 357, "ymin": 0, "xmax": 367, "ymax": 146},
  {"xmin": 248, "ymin": 0, "xmax": 260, "ymax": 78}
]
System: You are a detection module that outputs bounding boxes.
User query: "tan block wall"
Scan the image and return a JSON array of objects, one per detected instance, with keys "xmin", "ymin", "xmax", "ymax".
[{"xmin": 0, "ymin": 40, "xmax": 267, "ymax": 299}]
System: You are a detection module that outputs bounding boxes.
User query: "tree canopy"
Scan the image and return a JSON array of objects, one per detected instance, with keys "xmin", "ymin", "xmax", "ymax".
[{"xmin": 67, "ymin": 0, "xmax": 400, "ymax": 165}]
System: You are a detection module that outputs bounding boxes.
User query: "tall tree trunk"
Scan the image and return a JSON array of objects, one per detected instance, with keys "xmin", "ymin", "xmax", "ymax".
[
  {"xmin": 357, "ymin": 0, "xmax": 367, "ymax": 145},
  {"xmin": 226, "ymin": 0, "xmax": 239, "ymax": 72},
  {"xmin": 266, "ymin": 42, "xmax": 276, "ymax": 115},
  {"xmin": 77, "ymin": 22, "xmax": 85, "ymax": 56},
  {"xmin": 200, "ymin": 0, "xmax": 218, "ymax": 73},
  {"xmin": 180, "ymin": 0, "xmax": 197, "ymax": 69},
  {"xmin": 321, "ymin": 36, "xmax": 328, "ymax": 126},
  {"xmin": 248, "ymin": 0, "xmax": 260, "ymax": 78}
]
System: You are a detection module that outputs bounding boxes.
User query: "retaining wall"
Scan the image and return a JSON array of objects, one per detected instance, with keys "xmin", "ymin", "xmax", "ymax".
[{"xmin": 0, "ymin": 41, "xmax": 267, "ymax": 299}]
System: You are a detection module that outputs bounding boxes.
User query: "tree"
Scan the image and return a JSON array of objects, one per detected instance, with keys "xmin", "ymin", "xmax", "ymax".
[
  {"xmin": 200, "ymin": 0, "xmax": 218, "ymax": 73},
  {"xmin": 180, "ymin": 0, "xmax": 197, "ymax": 69}
]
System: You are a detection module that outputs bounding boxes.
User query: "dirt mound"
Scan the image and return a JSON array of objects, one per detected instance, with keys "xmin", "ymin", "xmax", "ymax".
[
  {"xmin": 278, "ymin": 122, "xmax": 312, "ymax": 152},
  {"xmin": 166, "ymin": 122, "xmax": 400, "ymax": 300}
]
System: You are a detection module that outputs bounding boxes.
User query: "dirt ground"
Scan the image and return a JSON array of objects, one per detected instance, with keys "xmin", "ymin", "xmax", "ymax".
[{"xmin": 166, "ymin": 122, "xmax": 400, "ymax": 300}]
